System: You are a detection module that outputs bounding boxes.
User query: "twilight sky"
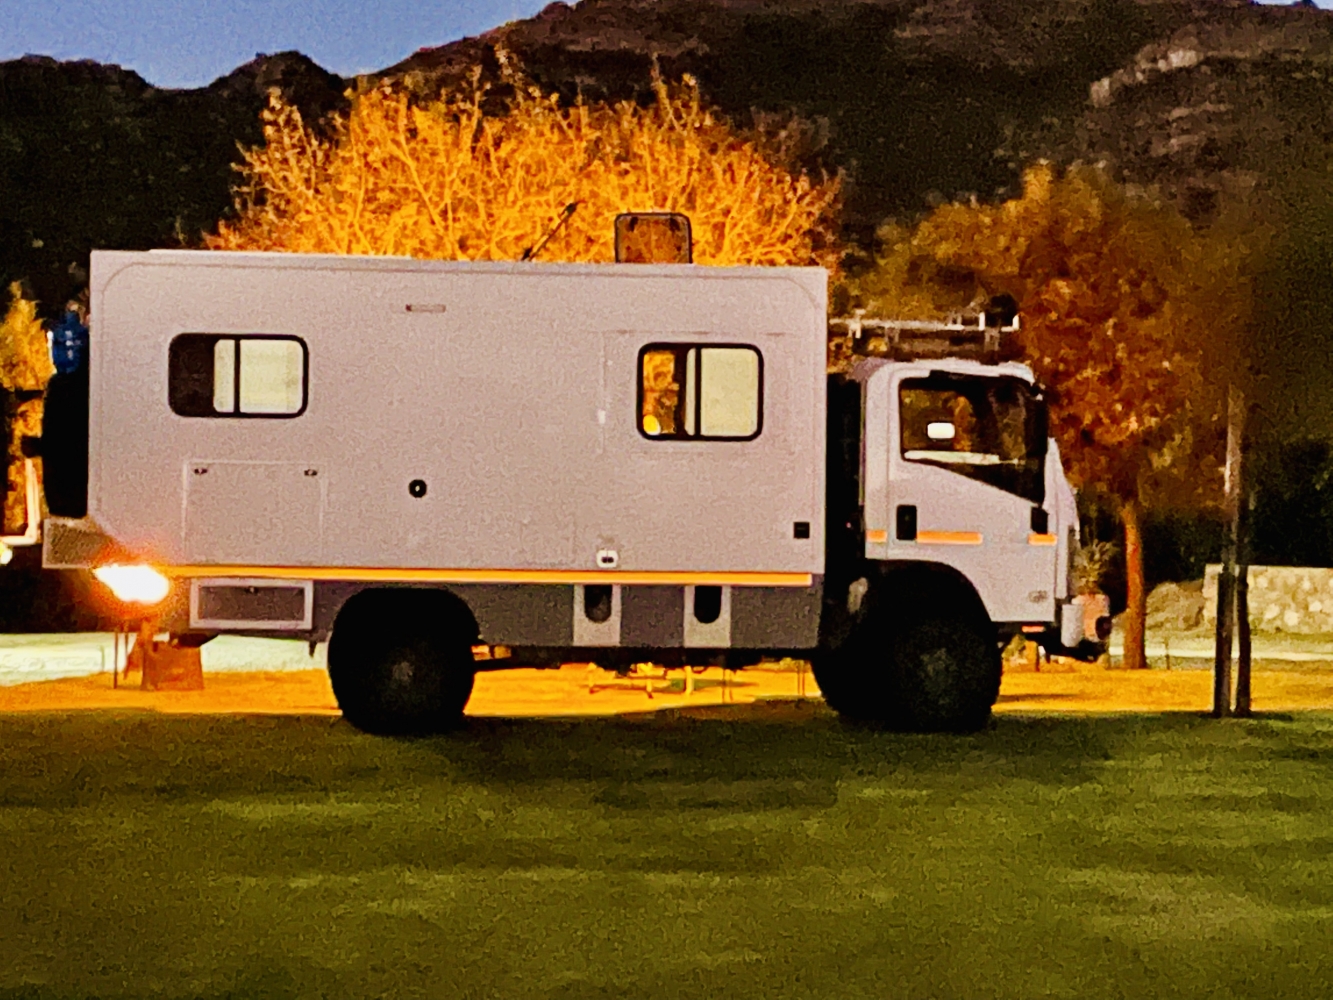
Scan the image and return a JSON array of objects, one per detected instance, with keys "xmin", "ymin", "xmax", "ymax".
[
  {"xmin": 3, "ymin": 0, "xmax": 553, "ymax": 89},
  {"xmin": 5, "ymin": 0, "xmax": 1329, "ymax": 90}
]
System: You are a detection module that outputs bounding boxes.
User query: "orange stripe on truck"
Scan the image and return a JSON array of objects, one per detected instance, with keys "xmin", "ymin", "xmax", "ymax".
[
  {"xmin": 915, "ymin": 531, "xmax": 984, "ymax": 545},
  {"xmin": 160, "ymin": 565, "xmax": 815, "ymax": 587}
]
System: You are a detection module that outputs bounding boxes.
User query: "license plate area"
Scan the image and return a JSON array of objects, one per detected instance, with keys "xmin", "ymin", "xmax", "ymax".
[{"xmin": 189, "ymin": 578, "xmax": 313, "ymax": 630}]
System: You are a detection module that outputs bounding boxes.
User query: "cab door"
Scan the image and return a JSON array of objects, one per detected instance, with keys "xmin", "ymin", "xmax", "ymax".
[{"xmin": 865, "ymin": 366, "xmax": 1055, "ymax": 624}]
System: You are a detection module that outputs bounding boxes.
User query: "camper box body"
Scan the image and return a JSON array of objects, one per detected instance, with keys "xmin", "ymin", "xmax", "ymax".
[{"xmin": 79, "ymin": 250, "xmax": 829, "ymax": 658}]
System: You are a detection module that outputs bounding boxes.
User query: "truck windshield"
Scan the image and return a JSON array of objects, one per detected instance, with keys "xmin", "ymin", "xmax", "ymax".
[{"xmin": 899, "ymin": 373, "xmax": 1046, "ymax": 504}]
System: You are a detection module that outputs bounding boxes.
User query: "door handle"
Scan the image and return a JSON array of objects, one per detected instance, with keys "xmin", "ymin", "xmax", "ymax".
[
  {"xmin": 896, "ymin": 505, "xmax": 917, "ymax": 541},
  {"xmin": 1030, "ymin": 507, "xmax": 1049, "ymax": 533}
]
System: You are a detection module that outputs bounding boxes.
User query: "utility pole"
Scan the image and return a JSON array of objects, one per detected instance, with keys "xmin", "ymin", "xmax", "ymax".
[{"xmin": 1213, "ymin": 385, "xmax": 1245, "ymax": 718}]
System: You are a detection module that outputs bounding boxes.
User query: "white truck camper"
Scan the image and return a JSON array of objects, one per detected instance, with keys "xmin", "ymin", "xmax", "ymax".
[{"xmin": 28, "ymin": 245, "xmax": 1108, "ymax": 733}]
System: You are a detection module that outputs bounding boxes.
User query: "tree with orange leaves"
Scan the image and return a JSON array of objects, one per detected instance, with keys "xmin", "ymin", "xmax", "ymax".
[
  {"xmin": 207, "ymin": 54, "xmax": 841, "ymax": 270},
  {"xmin": 0, "ymin": 282, "xmax": 54, "ymax": 536},
  {"xmin": 850, "ymin": 162, "xmax": 1261, "ymax": 669}
]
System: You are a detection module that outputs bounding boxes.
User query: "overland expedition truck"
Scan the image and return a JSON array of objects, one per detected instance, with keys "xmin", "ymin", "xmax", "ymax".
[{"xmin": 25, "ymin": 245, "xmax": 1107, "ymax": 734}]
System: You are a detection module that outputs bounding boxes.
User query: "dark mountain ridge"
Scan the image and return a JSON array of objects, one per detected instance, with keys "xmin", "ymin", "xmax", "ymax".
[
  {"xmin": 0, "ymin": 51, "xmax": 347, "ymax": 312},
  {"xmin": 380, "ymin": 0, "xmax": 1198, "ymax": 236}
]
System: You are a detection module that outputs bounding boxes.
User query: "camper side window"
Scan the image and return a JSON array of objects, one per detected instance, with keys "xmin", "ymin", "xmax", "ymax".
[
  {"xmin": 169, "ymin": 334, "xmax": 308, "ymax": 418},
  {"xmin": 638, "ymin": 344, "xmax": 762, "ymax": 441}
]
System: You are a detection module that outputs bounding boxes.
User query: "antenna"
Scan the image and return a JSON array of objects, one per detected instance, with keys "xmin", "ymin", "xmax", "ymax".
[{"xmin": 521, "ymin": 202, "xmax": 579, "ymax": 261}]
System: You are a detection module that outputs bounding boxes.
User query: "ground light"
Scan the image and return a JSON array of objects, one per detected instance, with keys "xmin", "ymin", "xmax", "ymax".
[{"xmin": 92, "ymin": 564, "xmax": 170, "ymax": 605}]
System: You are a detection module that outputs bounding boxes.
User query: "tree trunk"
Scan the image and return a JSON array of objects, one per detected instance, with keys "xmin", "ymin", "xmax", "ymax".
[
  {"xmin": 1121, "ymin": 497, "xmax": 1148, "ymax": 671},
  {"xmin": 1234, "ymin": 418, "xmax": 1252, "ymax": 717},
  {"xmin": 1213, "ymin": 559, "xmax": 1235, "ymax": 718},
  {"xmin": 1213, "ymin": 384, "xmax": 1245, "ymax": 718},
  {"xmin": 1235, "ymin": 521, "xmax": 1252, "ymax": 716}
]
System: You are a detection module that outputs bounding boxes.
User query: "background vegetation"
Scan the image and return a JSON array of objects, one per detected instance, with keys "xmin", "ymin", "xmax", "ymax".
[
  {"xmin": 0, "ymin": 282, "xmax": 53, "ymax": 536},
  {"xmin": 207, "ymin": 60, "xmax": 841, "ymax": 269},
  {"xmin": 845, "ymin": 162, "xmax": 1263, "ymax": 661}
]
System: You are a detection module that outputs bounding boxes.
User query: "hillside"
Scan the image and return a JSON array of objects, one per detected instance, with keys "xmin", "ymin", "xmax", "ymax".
[
  {"xmin": 1075, "ymin": 2, "xmax": 1333, "ymax": 220},
  {"xmin": 0, "ymin": 52, "xmax": 347, "ymax": 313},
  {"xmin": 379, "ymin": 0, "xmax": 1197, "ymax": 238},
  {"xmin": 3, "ymin": 0, "xmax": 1333, "ymax": 309}
]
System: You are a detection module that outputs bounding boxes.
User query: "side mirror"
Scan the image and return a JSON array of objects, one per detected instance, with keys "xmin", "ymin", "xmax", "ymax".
[
  {"xmin": 1031, "ymin": 400, "xmax": 1049, "ymax": 457},
  {"xmin": 985, "ymin": 293, "xmax": 1020, "ymax": 328}
]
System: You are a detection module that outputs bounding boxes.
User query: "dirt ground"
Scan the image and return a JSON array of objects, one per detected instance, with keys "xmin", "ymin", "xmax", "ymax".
[{"xmin": 2, "ymin": 657, "xmax": 1332, "ymax": 717}]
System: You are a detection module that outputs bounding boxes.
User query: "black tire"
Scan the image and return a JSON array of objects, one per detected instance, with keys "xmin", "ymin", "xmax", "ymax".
[
  {"xmin": 888, "ymin": 611, "xmax": 1000, "ymax": 733},
  {"xmin": 812, "ymin": 574, "xmax": 1001, "ymax": 733},
  {"xmin": 1071, "ymin": 638, "xmax": 1107, "ymax": 663},
  {"xmin": 810, "ymin": 643, "xmax": 889, "ymax": 721},
  {"xmin": 328, "ymin": 590, "xmax": 477, "ymax": 735}
]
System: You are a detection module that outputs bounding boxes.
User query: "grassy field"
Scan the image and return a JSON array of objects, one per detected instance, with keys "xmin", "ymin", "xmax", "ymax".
[{"xmin": 3, "ymin": 705, "xmax": 1333, "ymax": 999}]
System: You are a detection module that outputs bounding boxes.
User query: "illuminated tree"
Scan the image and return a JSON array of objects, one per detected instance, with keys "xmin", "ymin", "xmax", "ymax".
[
  {"xmin": 851, "ymin": 163, "xmax": 1260, "ymax": 669},
  {"xmin": 0, "ymin": 283, "xmax": 54, "ymax": 535},
  {"xmin": 207, "ymin": 54, "xmax": 842, "ymax": 270}
]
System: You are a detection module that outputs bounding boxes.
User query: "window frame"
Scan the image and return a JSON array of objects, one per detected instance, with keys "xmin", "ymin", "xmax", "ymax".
[
  {"xmin": 635, "ymin": 342, "xmax": 765, "ymax": 442},
  {"xmin": 168, "ymin": 333, "xmax": 310, "ymax": 419}
]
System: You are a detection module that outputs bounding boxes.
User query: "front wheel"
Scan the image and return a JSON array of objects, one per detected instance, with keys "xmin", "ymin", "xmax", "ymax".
[
  {"xmin": 812, "ymin": 578, "xmax": 1001, "ymax": 733},
  {"xmin": 888, "ymin": 612, "xmax": 1000, "ymax": 732}
]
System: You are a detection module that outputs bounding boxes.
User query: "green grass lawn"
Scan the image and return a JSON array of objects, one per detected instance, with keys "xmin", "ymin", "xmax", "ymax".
[{"xmin": 3, "ymin": 704, "xmax": 1333, "ymax": 999}]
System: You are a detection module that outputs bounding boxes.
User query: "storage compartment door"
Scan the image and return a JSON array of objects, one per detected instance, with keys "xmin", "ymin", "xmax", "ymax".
[{"xmin": 184, "ymin": 460, "xmax": 323, "ymax": 565}]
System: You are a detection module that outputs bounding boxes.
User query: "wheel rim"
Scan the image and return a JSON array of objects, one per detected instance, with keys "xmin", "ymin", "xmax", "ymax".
[{"xmin": 330, "ymin": 624, "xmax": 475, "ymax": 734}]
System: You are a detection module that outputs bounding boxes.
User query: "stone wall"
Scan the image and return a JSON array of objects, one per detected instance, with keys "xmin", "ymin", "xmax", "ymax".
[{"xmin": 1203, "ymin": 565, "xmax": 1333, "ymax": 634}]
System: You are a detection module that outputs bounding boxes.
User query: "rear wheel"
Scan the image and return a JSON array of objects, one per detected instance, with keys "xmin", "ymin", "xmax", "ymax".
[
  {"xmin": 328, "ymin": 589, "xmax": 477, "ymax": 735},
  {"xmin": 811, "ymin": 638, "xmax": 890, "ymax": 721}
]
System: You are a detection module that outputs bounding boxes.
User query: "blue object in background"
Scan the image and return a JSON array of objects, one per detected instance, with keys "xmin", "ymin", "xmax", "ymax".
[{"xmin": 49, "ymin": 311, "xmax": 88, "ymax": 375}]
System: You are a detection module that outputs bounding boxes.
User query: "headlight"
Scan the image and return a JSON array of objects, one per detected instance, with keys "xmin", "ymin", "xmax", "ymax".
[{"xmin": 93, "ymin": 565, "xmax": 171, "ymax": 605}]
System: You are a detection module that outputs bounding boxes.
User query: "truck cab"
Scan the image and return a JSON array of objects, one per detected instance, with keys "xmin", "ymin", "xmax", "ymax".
[{"xmin": 812, "ymin": 316, "xmax": 1100, "ymax": 729}]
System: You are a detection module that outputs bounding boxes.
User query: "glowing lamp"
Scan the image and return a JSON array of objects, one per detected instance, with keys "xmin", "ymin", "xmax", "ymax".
[{"xmin": 93, "ymin": 565, "xmax": 171, "ymax": 605}]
